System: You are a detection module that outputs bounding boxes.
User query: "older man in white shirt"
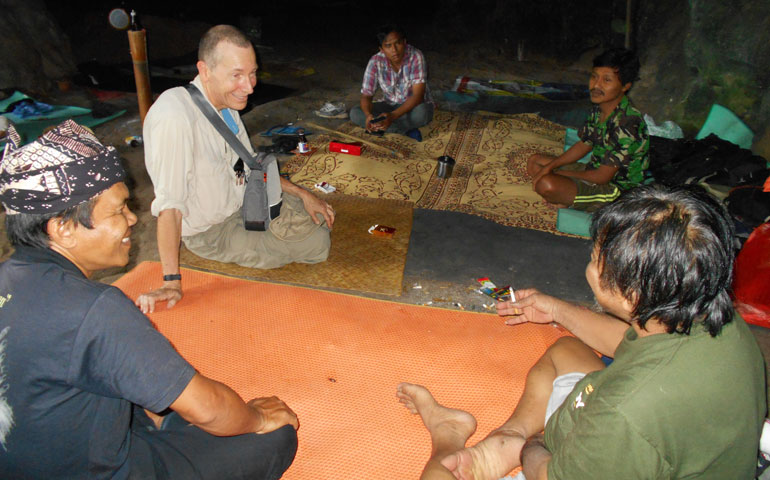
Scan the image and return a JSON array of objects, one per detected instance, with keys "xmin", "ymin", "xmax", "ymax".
[{"xmin": 140, "ymin": 25, "xmax": 334, "ymax": 313}]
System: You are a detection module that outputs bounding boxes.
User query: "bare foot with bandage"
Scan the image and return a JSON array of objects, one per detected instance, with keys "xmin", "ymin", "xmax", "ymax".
[
  {"xmin": 398, "ymin": 383, "xmax": 486, "ymax": 479},
  {"xmin": 397, "ymin": 383, "xmax": 528, "ymax": 479}
]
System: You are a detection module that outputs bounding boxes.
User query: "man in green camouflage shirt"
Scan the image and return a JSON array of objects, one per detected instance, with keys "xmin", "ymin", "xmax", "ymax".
[{"xmin": 528, "ymin": 48, "xmax": 649, "ymax": 212}]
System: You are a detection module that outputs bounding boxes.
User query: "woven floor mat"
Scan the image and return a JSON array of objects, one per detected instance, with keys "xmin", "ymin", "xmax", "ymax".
[
  {"xmin": 179, "ymin": 193, "xmax": 412, "ymax": 296},
  {"xmin": 285, "ymin": 111, "xmax": 567, "ymax": 235},
  {"xmin": 114, "ymin": 262, "xmax": 569, "ymax": 479}
]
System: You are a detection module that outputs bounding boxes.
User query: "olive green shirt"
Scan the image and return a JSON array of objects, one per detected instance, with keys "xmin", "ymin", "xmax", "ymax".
[{"xmin": 545, "ymin": 314, "xmax": 765, "ymax": 479}]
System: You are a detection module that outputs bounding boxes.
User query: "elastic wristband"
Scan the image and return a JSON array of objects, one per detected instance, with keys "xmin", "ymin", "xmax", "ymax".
[{"xmin": 163, "ymin": 274, "xmax": 182, "ymax": 282}]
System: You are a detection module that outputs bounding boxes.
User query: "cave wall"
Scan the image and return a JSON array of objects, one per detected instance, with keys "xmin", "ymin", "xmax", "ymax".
[
  {"xmin": 2, "ymin": 0, "xmax": 768, "ymax": 157},
  {"xmin": 632, "ymin": 0, "xmax": 770, "ymax": 157},
  {"xmin": 0, "ymin": 0, "xmax": 76, "ymax": 93},
  {"xmin": 431, "ymin": 0, "xmax": 770, "ymax": 157}
]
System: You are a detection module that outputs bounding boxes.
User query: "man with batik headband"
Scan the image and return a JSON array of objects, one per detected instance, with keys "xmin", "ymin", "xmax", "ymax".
[{"xmin": 0, "ymin": 120, "xmax": 298, "ymax": 479}]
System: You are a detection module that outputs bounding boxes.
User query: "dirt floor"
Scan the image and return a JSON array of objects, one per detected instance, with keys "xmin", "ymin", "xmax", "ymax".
[{"xmin": 2, "ymin": 16, "xmax": 769, "ymax": 407}]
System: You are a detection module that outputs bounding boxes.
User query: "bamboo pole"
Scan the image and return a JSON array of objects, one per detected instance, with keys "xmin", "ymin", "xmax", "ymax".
[
  {"xmin": 128, "ymin": 29, "xmax": 152, "ymax": 124},
  {"xmin": 305, "ymin": 122, "xmax": 405, "ymax": 159},
  {"xmin": 625, "ymin": 0, "xmax": 633, "ymax": 49}
]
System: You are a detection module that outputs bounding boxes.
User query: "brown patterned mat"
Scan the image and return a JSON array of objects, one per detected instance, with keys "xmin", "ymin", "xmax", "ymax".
[
  {"xmin": 179, "ymin": 193, "xmax": 412, "ymax": 296},
  {"xmin": 285, "ymin": 111, "xmax": 567, "ymax": 234}
]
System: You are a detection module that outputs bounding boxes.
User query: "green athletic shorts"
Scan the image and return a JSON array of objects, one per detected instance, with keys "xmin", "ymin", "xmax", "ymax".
[
  {"xmin": 557, "ymin": 163, "xmax": 622, "ymax": 212},
  {"xmin": 570, "ymin": 179, "xmax": 621, "ymax": 212}
]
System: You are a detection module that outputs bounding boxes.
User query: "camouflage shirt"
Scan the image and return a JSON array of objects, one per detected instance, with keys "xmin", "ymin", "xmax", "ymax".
[{"xmin": 578, "ymin": 95, "xmax": 649, "ymax": 190}]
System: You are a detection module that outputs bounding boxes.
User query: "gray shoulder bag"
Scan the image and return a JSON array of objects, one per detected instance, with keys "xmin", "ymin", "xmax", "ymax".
[{"xmin": 184, "ymin": 84, "xmax": 282, "ymax": 231}]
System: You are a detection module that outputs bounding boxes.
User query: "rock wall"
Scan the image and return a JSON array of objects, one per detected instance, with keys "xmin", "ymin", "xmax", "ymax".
[
  {"xmin": 0, "ymin": 0, "xmax": 76, "ymax": 93},
  {"xmin": 435, "ymin": 0, "xmax": 770, "ymax": 157},
  {"xmin": 632, "ymin": 0, "xmax": 770, "ymax": 157}
]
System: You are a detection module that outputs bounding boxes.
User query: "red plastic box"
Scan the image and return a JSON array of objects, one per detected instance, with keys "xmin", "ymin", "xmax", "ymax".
[{"xmin": 329, "ymin": 141, "xmax": 362, "ymax": 156}]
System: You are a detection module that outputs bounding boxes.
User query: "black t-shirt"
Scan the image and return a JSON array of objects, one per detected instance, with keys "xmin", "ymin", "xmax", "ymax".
[{"xmin": 0, "ymin": 247, "xmax": 195, "ymax": 479}]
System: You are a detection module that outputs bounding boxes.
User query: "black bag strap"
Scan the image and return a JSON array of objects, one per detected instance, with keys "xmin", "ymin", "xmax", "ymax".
[{"xmin": 184, "ymin": 83, "xmax": 264, "ymax": 171}]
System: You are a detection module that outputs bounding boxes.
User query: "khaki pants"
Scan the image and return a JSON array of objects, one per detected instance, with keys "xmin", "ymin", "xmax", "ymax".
[{"xmin": 183, "ymin": 193, "xmax": 331, "ymax": 269}]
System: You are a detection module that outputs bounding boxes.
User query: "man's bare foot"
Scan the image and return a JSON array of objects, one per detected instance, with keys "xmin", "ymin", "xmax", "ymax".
[{"xmin": 397, "ymin": 383, "xmax": 477, "ymax": 446}]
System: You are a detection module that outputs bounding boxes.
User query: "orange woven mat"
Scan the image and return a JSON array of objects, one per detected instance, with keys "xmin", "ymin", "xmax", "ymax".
[{"xmin": 114, "ymin": 262, "xmax": 569, "ymax": 479}]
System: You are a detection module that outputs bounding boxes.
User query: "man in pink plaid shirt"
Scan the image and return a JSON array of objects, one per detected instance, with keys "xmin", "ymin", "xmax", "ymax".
[{"xmin": 350, "ymin": 24, "xmax": 434, "ymax": 141}]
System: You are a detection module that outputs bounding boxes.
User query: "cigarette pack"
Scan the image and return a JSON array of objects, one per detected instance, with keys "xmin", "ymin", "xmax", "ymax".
[
  {"xmin": 330, "ymin": 140, "xmax": 363, "ymax": 156},
  {"xmin": 314, "ymin": 182, "xmax": 336, "ymax": 194},
  {"xmin": 368, "ymin": 224, "xmax": 396, "ymax": 238},
  {"xmin": 476, "ymin": 277, "xmax": 512, "ymax": 301}
]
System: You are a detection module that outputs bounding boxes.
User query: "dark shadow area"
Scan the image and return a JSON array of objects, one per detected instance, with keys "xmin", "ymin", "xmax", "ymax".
[
  {"xmin": 74, "ymin": 59, "xmax": 296, "ymax": 110},
  {"xmin": 444, "ymin": 96, "xmax": 591, "ymax": 129},
  {"xmin": 406, "ymin": 209, "xmax": 594, "ymax": 303}
]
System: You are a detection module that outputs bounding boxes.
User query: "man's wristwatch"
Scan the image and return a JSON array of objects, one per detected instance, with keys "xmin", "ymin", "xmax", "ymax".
[{"xmin": 163, "ymin": 274, "xmax": 182, "ymax": 282}]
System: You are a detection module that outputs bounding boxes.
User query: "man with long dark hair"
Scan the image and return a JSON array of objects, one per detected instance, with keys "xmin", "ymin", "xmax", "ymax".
[{"xmin": 399, "ymin": 184, "xmax": 764, "ymax": 479}]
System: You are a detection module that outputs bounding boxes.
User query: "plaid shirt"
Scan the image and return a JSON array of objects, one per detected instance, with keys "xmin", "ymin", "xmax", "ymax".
[{"xmin": 361, "ymin": 44, "xmax": 433, "ymax": 105}]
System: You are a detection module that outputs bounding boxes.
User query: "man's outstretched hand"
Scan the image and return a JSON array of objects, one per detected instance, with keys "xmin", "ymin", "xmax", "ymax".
[
  {"xmin": 497, "ymin": 288, "xmax": 565, "ymax": 326},
  {"xmin": 136, "ymin": 281, "xmax": 183, "ymax": 314}
]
